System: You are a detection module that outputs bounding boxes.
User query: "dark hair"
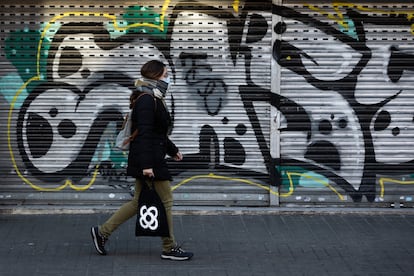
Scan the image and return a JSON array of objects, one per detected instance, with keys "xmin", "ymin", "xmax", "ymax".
[{"xmin": 141, "ymin": 60, "xmax": 165, "ymax": 80}]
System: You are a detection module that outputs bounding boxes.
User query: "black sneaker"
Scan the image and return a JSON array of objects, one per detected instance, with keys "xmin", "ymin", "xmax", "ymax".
[
  {"xmin": 91, "ymin": 226, "xmax": 107, "ymax": 255},
  {"xmin": 161, "ymin": 245, "xmax": 193, "ymax": 261}
]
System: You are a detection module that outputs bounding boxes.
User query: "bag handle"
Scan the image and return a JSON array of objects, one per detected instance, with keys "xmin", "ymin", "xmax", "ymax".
[{"xmin": 140, "ymin": 176, "xmax": 155, "ymax": 191}]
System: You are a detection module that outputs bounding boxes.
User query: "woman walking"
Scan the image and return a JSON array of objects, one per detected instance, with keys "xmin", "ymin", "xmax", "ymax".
[{"xmin": 91, "ymin": 60, "xmax": 193, "ymax": 261}]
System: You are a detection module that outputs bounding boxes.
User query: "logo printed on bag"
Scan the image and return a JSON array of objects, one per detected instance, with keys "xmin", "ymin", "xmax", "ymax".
[{"xmin": 139, "ymin": 205, "xmax": 159, "ymax": 230}]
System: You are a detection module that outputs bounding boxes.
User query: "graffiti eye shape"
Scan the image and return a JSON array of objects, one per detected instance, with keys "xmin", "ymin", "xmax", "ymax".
[
  {"xmin": 246, "ymin": 14, "xmax": 268, "ymax": 43},
  {"xmin": 273, "ymin": 39, "xmax": 316, "ymax": 77},
  {"xmin": 277, "ymin": 20, "xmax": 361, "ymax": 81},
  {"xmin": 338, "ymin": 118, "xmax": 348, "ymax": 129},
  {"xmin": 392, "ymin": 127, "xmax": 400, "ymax": 136},
  {"xmin": 387, "ymin": 47, "xmax": 414, "ymax": 83},
  {"xmin": 58, "ymin": 46, "xmax": 82, "ymax": 78},
  {"xmin": 58, "ymin": 119, "xmax": 77, "ymax": 139},
  {"xmin": 224, "ymin": 137, "xmax": 246, "ymax": 165},
  {"xmin": 235, "ymin": 123, "xmax": 247, "ymax": 135},
  {"xmin": 49, "ymin": 107, "xmax": 58, "ymax": 117},
  {"xmin": 274, "ymin": 40, "xmax": 300, "ymax": 69},
  {"xmin": 318, "ymin": 120, "xmax": 333, "ymax": 135},
  {"xmin": 274, "ymin": 22, "xmax": 286, "ymax": 35},
  {"xmin": 373, "ymin": 110, "xmax": 391, "ymax": 131},
  {"xmin": 26, "ymin": 112, "xmax": 53, "ymax": 158}
]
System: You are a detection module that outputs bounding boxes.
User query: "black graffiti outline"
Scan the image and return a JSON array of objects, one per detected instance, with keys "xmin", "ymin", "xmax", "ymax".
[
  {"xmin": 16, "ymin": 74, "xmax": 135, "ymax": 182},
  {"xmin": 166, "ymin": 1, "xmax": 274, "ymax": 182},
  {"xmin": 15, "ymin": 2, "xmax": 414, "ymax": 200},
  {"xmin": 178, "ymin": 52, "xmax": 226, "ymax": 116},
  {"xmin": 273, "ymin": 4, "xmax": 414, "ymax": 202},
  {"xmin": 16, "ymin": 20, "xmax": 185, "ymax": 183}
]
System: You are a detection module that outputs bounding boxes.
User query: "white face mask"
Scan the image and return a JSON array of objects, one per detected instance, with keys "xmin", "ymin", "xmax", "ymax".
[{"xmin": 162, "ymin": 76, "xmax": 171, "ymax": 84}]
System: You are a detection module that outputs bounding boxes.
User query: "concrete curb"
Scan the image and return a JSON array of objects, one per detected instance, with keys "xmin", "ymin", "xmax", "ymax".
[{"xmin": 1, "ymin": 205, "xmax": 414, "ymax": 215}]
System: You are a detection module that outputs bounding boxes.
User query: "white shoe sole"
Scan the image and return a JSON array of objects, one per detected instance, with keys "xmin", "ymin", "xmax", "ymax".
[
  {"xmin": 91, "ymin": 227, "xmax": 106, "ymax": 255},
  {"xmin": 160, "ymin": 254, "xmax": 192, "ymax": 261}
]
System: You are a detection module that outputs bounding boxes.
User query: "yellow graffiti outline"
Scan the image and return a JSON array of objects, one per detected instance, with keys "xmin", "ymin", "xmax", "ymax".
[
  {"xmin": 233, "ymin": 0, "xmax": 240, "ymax": 13},
  {"xmin": 7, "ymin": 90, "xmax": 99, "ymax": 191},
  {"xmin": 378, "ymin": 177, "xmax": 414, "ymax": 200},
  {"xmin": 171, "ymin": 171, "xmax": 345, "ymax": 200},
  {"xmin": 285, "ymin": 172, "xmax": 345, "ymax": 200},
  {"xmin": 36, "ymin": 1, "xmax": 172, "ymax": 76},
  {"xmin": 7, "ymin": 79, "xmax": 100, "ymax": 191},
  {"xmin": 34, "ymin": 0, "xmax": 241, "ymax": 74},
  {"xmin": 7, "ymin": 1, "xmax": 174, "ymax": 191},
  {"xmin": 305, "ymin": 2, "xmax": 414, "ymax": 36},
  {"xmin": 6, "ymin": 0, "xmax": 242, "ymax": 192},
  {"xmin": 171, "ymin": 173, "xmax": 281, "ymax": 196}
]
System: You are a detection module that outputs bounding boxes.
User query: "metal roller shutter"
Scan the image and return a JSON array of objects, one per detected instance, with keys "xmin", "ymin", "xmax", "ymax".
[
  {"xmin": 2, "ymin": 0, "xmax": 413, "ymax": 209},
  {"xmin": 0, "ymin": 0, "xmax": 273, "ymax": 207},
  {"xmin": 275, "ymin": 1, "xmax": 414, "ymax": 207}
]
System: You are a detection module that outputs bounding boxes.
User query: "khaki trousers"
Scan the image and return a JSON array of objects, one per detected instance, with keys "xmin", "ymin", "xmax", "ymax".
[{"xmin": 99, "ymin": 178, "xmax": 175, "ymax": 252}]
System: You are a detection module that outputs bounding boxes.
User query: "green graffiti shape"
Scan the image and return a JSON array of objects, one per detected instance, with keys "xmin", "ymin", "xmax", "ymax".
[
  {"xmin": 277, "ymin": 165, "xmax": 329, "ymax": 188},
  {"xmin": 5, "ymin": 29, "xmax": 50, "ymax": 83},
  {"xmin": 122, "ymin": 6, "xmax": 168, "ymax": 38},
  {"xmin": 339, "ymin": 16, "xmax": 357, "ymax": 40}
]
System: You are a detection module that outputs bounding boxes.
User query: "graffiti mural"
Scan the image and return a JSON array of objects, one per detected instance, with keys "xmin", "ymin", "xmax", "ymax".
[
  {"xmin": 273, "ymin": 2, "xmax": 414, "ymax": 204},
  {"xmin": 1, "ymin": 0, "xmax": 414, "ymax": 206}
]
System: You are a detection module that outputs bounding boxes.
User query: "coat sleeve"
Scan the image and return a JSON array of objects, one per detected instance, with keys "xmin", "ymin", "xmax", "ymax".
[{"xmin": 166, "ymin": 137, "xmax": 179, "ymax": 157}]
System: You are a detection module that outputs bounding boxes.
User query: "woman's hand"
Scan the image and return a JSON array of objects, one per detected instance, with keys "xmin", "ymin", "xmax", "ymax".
[
  {"xmin": 173, "ymin": 152, "xmax": 183, "ymax": 161},
  {"xmin": 143, "ymin": 168, "xmax": 154, "ymax": 178}
]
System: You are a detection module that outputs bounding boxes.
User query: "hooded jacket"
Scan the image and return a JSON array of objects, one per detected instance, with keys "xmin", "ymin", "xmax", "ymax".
[{"xmin": 126, "ymin": 79, "xmax": 178, "ymax": 180}]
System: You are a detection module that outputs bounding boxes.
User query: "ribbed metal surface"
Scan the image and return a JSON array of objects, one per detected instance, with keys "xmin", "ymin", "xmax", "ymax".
[
  {"xmin": 0, "ymin": 0, "xmax": 272, "ymax": 207},
  {"xmin": 1, "ymin": 1, "xmax": 413, "ymax": 208},
  {"xmin": 275, "ymin": 1, "xmax": 414, "ymax": 206}
]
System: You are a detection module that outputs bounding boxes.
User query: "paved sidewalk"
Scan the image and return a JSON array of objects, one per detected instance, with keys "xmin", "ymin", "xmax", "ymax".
[{"xmin": 0, "ymin": 210, "xmax": 413, "ymax": 276}]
